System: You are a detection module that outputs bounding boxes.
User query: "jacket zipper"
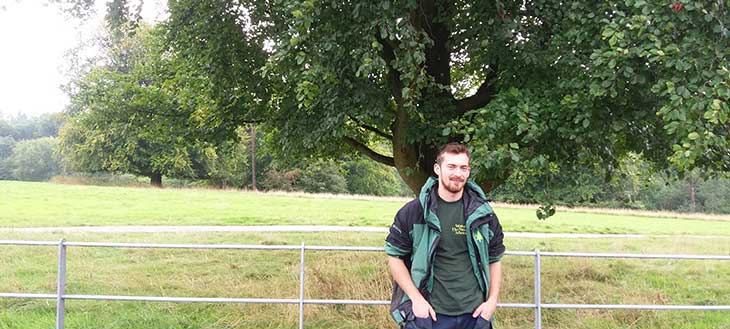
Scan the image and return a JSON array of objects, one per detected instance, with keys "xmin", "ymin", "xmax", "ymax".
[
  {"xmin": 419, "ymin": 236, "xmax": 440, "ymax": 292},
  {"xmin": 419, "ymin": 223, "xmax": 441, "ymax": 293},
  {"xmin": 471, "ymin": 233, "xmax": 488, "ymax": 301},
  {"xmin": 470, "ymin": 215, "xmax": 493, "ymax": 301}
]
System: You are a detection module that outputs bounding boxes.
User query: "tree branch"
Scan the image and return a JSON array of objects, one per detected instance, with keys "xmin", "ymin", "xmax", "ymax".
[
  {"xmin": 456, "ymin": 66, "xmax": 499, "ymax": 114},
  {"xmin": 417, "ymin": 0, "xmax": 451, "ymax": 87},
  {"xmin": 347, "ymin": 115, "xmax": 393, "ymax": 140},
  {"xmin": 344, "ymin": 136, "xmax": 395, "ymax": 166},
  {"xmin": 375, "ymin": 33, "xmax": 404, "ymax": 105}
]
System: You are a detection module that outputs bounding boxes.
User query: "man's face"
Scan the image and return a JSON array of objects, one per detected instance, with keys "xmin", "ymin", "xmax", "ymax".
[{"xmin": 434, "ymin": 152, "xmax": 471, "ymax": 193}]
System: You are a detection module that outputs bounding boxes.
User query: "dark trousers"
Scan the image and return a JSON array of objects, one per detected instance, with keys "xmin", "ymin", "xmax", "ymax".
[{"xmin": 405, "ymin": 313, "xmax": 492, "ymax": 329}]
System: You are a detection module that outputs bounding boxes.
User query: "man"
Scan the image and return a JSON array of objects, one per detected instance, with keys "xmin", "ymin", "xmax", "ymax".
[{"xmin": 385, "ymin": 143, "xmax": 505, "ymax": 329}]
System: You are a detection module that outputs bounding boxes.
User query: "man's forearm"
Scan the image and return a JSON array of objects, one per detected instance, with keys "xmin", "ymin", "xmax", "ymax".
[
  {"xmin": 488, "ymin": 261, "xmax": 502, "ymax": 301},
  {"xmin": 387, "ymin": 256, "xmax": 426, "ymax": 302}
]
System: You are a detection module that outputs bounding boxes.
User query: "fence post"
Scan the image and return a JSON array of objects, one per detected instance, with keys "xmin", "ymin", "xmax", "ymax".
[
  {"xmin": 56, "ymin": 239, "xmax": 67, "ymax": 329},
  {"xmin": 534, "ymin": 248, "xmax": 541, "ymax": 329},
  {"xmin": 299, "ymin": 242, "xmax": 305, "ymax": 329}
]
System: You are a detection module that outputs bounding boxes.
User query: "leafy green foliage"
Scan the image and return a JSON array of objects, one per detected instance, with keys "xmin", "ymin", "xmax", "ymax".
[
  {"xmin": 260, "ymin": 168, "xmax": 301, "ymax": 191},
  {"xmin": 639, "ymin": 171, "xmax": 730, "ymax": 214},
  {"xmin": 204, "ymin": 127, "xmax": 272, "ymax": 189},
  {"xmin": 160, "ymin": 0, "xmax": 730, "ymax": 199},
  {"xmin": 344, "ymin": 157, "xmax": 409, "ymax": 196},
  {"xmin": 204, "ymin": 138, "xmax": 251, "ymax": 189},
  {"xmin": 297, "ymin": 159, "xmax": 348, "ymax": 194},
  {"xmin": 59, "ymin": 25, "xmax": 215, "ymax": 186},
  {"xmin": 52, "ymin": 0, "xmax": 729, "ymax": 213},
  {"xmin": 493, "ymin": 154, "xmax": 730, "ymax": 214},
  {"xmin": 165, "ymin": 0, "xmax": 269, "ymax": 142},
  {"xmin": 450, "ymin": 1, "xmax": 727, "ymax": 184},
  {"xmin": 697, "ymin": 179, "xmax": 730, "ymax": 214},
  {"xmin": 0, "ymin": 136, "xmax": 16, "ymax": 180},
  {"xmin": 0, "ymin": 119, "xmax": 11, "ymax": 137},
  {"xmin": 0, "ymin": 113, "xmax": 64, "ymax": 141},
  {"xmin": 536, "ymin": 205, "xmax": 556, "ymax": 221},
  {"xmin": 8, "ymin": 137, "xmax": 61, "ymax": 181}
]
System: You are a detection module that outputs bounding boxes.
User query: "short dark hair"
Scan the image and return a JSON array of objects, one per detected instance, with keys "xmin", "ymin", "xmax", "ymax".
[{"xmin": 436, "ymin": 143, "xmax": 470, "ymax": 164}]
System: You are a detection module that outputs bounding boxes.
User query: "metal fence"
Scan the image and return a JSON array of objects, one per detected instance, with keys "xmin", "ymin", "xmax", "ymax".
[{"xmin": 1, "ymin": 239, "xmax": 729, "ymax": 329}]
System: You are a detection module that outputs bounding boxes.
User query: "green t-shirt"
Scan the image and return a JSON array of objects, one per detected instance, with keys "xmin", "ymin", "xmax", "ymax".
[{"xmin": 430, "ymin": 196, "xmax": 483, "ymax": 315}]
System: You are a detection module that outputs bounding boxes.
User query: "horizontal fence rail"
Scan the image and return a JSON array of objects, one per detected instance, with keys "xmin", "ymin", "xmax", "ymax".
[{"xmin": 1, "ymin": 240, "xmax": 729, "ymax": 329}]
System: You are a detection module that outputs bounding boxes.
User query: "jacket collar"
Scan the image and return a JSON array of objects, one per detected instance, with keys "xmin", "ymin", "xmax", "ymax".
[{"xmin": 419, "ymin": 176, "xmax": 493, "ymax": 228}]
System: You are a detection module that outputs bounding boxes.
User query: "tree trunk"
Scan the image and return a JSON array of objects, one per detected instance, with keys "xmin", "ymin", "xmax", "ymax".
[
  {"xmin": 392, "ymin": 103, "xmax": 429, "ymax": 195},
  {"xmin": 250, "ymin": 125, "xmax": 257, "ymax": 191},
  {"xmin": 391, "ymin": 99, "xmax": 506, "ymax": 196},
  {"xmin": 689, "ymin": 183, "xmax": 696, "ymax": 211},
  {"xmin": 150, "ymin": 172, "xmax": 162, "ymax": 187},
  {"xmin": 378, "ymin": 1, "xmax": 503, "ymax": 196}
]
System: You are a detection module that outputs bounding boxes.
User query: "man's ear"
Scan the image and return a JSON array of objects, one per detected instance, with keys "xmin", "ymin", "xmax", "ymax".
[{"xmin": 433, "ymin": 163, "xmax": 440, "ymax": 176}]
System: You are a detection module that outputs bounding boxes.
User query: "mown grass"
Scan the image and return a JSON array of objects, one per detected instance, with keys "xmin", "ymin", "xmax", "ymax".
[
  {"xmin": 1, "ymin": 231, "xmax": 729, "ymax": 329},
  {"xmin": 2, "ymin": 181, "xmax": 730, "ymax": 236}
]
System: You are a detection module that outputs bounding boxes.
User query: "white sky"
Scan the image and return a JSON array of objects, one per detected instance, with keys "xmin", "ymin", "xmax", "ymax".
[{"xmin": 0, "ymin": 0, "xmax": 166, "ymax": 119}]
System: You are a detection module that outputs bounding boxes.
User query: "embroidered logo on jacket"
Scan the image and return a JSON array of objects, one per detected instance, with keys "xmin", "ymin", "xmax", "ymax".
[{"xmin": 474, "ymin": 230, "xmax": 484, "ymax": 241}]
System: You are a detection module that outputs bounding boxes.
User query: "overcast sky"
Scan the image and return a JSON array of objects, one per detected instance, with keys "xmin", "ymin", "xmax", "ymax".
[{"xmin": 0, "ymin": 0, "xmax": 166, "ymax": 119}]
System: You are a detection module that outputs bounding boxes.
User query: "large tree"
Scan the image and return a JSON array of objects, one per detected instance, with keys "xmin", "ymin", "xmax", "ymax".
[
  {"xmin": 57, "ymin": 0, "xmax": 727, "ymax": 194},
  {"xmin": 161, "ymin": 0, "xmax": 729, "ymax": 195},
  {"xmin": 59, "ymin": 24, "xmax": 213, "ymax": 186}
]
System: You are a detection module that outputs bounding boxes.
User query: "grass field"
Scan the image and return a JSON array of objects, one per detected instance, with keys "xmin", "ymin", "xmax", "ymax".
[
  {"xmin": 2, "ymin": 181, "xmax": 729, "ymax": 236},
  {"xmin": 1, "ymin": 181, "xmax": 729, "ymax": 328},
  {"xmin": 1, "ymin": 232, "xmax": 728, "ymax": 329}
]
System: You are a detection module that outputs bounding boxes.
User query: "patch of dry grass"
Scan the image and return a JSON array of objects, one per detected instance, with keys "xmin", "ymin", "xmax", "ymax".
[{"xmin": 1, "ymin": 232, "xmax": 729, "ymax": 328}]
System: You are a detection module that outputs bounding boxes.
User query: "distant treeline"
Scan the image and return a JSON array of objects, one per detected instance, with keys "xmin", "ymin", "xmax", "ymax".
[
  {"xmin": 0, "ymin": 114, "xmax": 412, "ymax": 196},
  {"xmin": 491, "ymin": 156, "xmax": 730, "ymax": 214},
  {"xmin": 0, "ymin": 113, "xmax": 63, "ymax": 141},
  {"xmin": 0, "ymin": 113, "xmax": 64, "ymax": 181},
  {"xmin": 2, "ymin": 114, "xmax": 729, "ymax": 214}
]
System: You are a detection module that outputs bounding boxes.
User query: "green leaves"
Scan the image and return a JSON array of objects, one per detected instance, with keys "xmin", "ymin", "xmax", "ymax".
[
  {"xmin": 536, "ymin": 204, "xmax": 556, "ymax": 221},
  {"xmin": 107, "ymin": 0, "xmax": 730, "ymax": 195},
  {"xmin": 60, "ymin": 24, "xmax": 217, "ymax": 185}
]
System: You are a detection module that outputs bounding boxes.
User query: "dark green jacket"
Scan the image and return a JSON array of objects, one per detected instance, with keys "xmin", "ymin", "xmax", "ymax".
[{"xmin": 385, "ymin": 176, "xmax": 505, "ymax": 325}]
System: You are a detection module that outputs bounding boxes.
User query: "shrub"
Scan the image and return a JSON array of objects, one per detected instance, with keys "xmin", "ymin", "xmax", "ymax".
[
  {"xmin": 344, "ymin": 158, "xmax": 405, "ymax": 196},
  {"xmin": 0, "ymin": 136, "xmax": 15, "ymax": 180},
  {"xmin": 698, "ymin": 178, "xmax": 730, "ymax": 214},
  {"xmin": 261, "ymin": 168, "xmax": 301, "ymax": 191},
  {"xmin": 297, "ymin": 159, "xmax": 348, "ymax": 194},
  {"xmin": 9, "ymin": 137, "xmax": 61, "ymax": 181}
]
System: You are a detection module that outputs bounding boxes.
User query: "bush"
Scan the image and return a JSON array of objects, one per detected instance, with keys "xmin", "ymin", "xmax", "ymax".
[
  {"xmin": 0, "ymin": 136, "xmax": 15, "ymax": 180},
  {"xmin": 491, "ymin": 163, "xmax": 616, "ymax": 206},
  {"xmin": 9, "ymin": 137, "xmax": 61, "ymax": 181},
  {"xmin": 698, "ymin": 179, "xmax": 730, "ymax": 214},
  {"xmin": 344, "ymin": 158, "xmax": 406, "ymax": 196},
  {"xmin": 642, "ymin": 180, "xmax": 692, "ymax": 212},
  {"xmin": 261, "ymin": 168, "xmax": 301, "ymax": 191},
  {"xmin": 297, "ymin": 159, "xmax": 348, "ymax": 194},
  {"xmin": 204, "ymin": 143, "xmax": 250, "ymax": 189}
]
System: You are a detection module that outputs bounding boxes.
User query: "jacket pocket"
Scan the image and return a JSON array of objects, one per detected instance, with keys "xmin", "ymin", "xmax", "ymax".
[
  {"xmin": 404, "ymin": 315, "xmax": 433, "ymax": 329},
  {"xmin": 392, "ymin": 299, "xmax": 413, "ymax": 327},
  {"xmin": 395, "ymin": 299, "xmax": 435, "ymax": 329}
]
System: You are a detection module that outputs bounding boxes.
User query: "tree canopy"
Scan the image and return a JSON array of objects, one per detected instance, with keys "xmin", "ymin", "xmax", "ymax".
[
  {"xmin": 159, "ymin": 0, "xmax": 729, "ymax": 194},
  {"xmin": 57, "ymin": 0, "xmax": 729, "ymax": 196},
  {"xmin": 59, "ymin": 24, "xmax": 212, "ymax": 186}
]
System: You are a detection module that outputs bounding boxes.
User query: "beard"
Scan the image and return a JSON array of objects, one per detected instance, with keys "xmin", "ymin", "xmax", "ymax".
[{"xmin": 440, "ymin": 175, "xmax": 466, "ymax": 193}]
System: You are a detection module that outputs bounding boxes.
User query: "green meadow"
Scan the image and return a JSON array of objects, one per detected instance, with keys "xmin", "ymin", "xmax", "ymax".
[
  {"xmin": 1, "ymin": 181, "xmax": 729, "ymax": 328},
  {"xmin": 2, "ymin": 181, "xmax": 729, "ymax": 236}
]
